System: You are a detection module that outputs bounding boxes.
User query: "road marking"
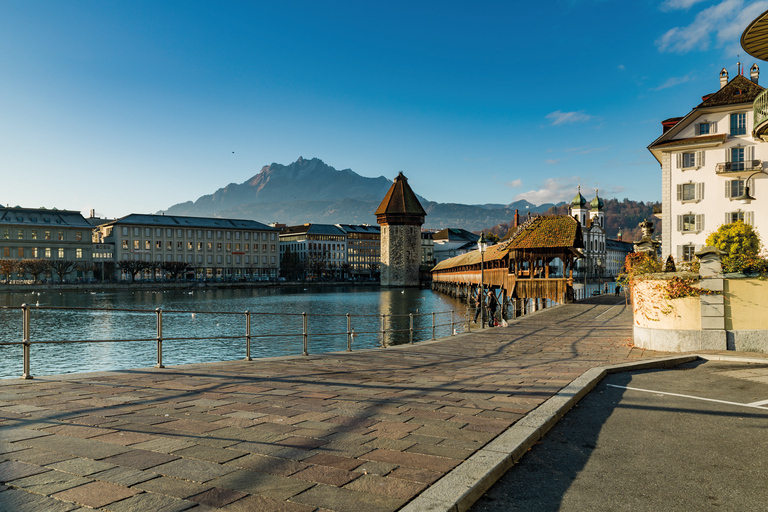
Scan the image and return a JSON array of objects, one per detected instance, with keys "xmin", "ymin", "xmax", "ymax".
[
  {"xmin": 606, "ymin": 384, "xmax": 768, "ymax": 411},
  {"xmin": 593, "ymin": 303, "xmax": 623, "ymax": 320}
]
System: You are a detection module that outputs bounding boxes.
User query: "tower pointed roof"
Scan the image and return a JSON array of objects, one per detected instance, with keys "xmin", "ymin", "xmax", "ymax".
[
  {"xmin": 590, "ymin": 189, "xmax": 604, "ymax": 211},
  {"xmin": 571, "ymin": 186, "xmax": 588, "ymax": 208},
  {"xmin": 375, "ymin": 172, "xmax": 426, "ymax": 226}
]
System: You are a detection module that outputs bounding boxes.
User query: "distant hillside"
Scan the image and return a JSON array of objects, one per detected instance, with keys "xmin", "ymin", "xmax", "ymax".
[
  {"xmin": 161, "ymin": 157, "xmax": 562, "ymax": 231},
  {"xmin": 483, "ymin": 198, "xmax": 661, "ymax": 241}
]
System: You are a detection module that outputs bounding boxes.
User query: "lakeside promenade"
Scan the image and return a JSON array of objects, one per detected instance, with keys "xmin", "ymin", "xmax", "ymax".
[{"xmin": 1, "ymin": 297, "xmax": 689, "ymax": 511}]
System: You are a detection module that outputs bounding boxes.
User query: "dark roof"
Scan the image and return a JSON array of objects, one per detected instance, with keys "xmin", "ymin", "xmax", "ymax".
[
  {"xmin": 433, "ymin": 227, "xmax": 479, "ymax": 242},
  {"xmin": 280, "ymin": 223, "xmax": 346, "ymax": 237},
  {"xmin": 336, "ymin": 224, "xmax": 380, "ymax": 234},
  {"xmin": 606, "ymin": 239, "xmax": 634, "ymax": 252},
  {"xmin": 375, "ymin": 173, "xmax": 427, "ymax": 218},
  {"xmin": 650, "ymin": 133, "xmax": 726, "ymax": 149},
  {"xmin": 697, "ymin": 74, "xmax": 764, "ymax": 108},
  {"xmin": 105, "ymin": 214, "xmax": 277, "ymax": 230},
  {"xmin": 0, "ymin": 207, "xmax": 92, "ymax": 228}
]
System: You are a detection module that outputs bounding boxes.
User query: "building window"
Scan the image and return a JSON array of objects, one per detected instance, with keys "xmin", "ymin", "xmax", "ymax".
[
  {"xmin": 217, "ymin": 243, "xmax": 222, "ymax": 251},
  {"xmin": 682, "ymin": 245, "xmax": 696, "ymax": 262},
  {"xmin": 76, "ymin": 232, "xmax": 82, "ymax": 241},
  {"xmin": 698, "ymin": 123, "xmax": 709, "ymax": 135},
  {"xmin": 677, "ymin": 213, "xmax": 703, "ymax": 233},
  {"xmin": 145, "ymin": 228, "xmax": 151, "ymax": 236},
  {"xmin": 31, "ymin": 230, "xmax": 37, "ymax": 240},
  {"xmin": 133, "ymin": 240, "xmax": 140, "ymax": 250},
  {"xmin": 187, "ymin": 242, "xmax": 193, "ymax": 250},
  {"xmin": 677, "ymin": 182, "xmax": 703, "ymax": 203},
  {"xmin": 58, "ymin": 248, "xmax": 64, "ymax": 258},
  {"xmin": 122, "ymin": 240, "xmax": 128, "ymax": 250},
  {"xmin": 207, "ymin": 242, "xmax": 212, "ymax": 251},
  {"xmin": 731, "ymin": 147, "xmax": 745, "ymax": 171},
  {"xmin": 226, "ymin": 243, "xmax": 231, "ymax": 252},
  {"xmin": 726, "ymin": 179, "xmax": 745, "ymax": 199},
  {"xmin": 730, "ymin": 113, "xmax": 746, "ymax": 135},
  {"xmin": 216, "ymin": 230, "xmax": 222, "ymax": 239},
  {"xmin": 45, "ymin": 248, "xmax": 51, "ymax": 258},
  {"xmin": 122, "ymin": 227, "xmax": 129, "ymax": 236},
  {"xmin": 726, "ymin": 211, "xmax": 753, "ymax": 224},
  {"xmin": 76, "ymin": 248, "xmax": 82, "ymax": 258},
  {"xmin": 156, "ymin": 241, "xmax": 162, "ymax": 249},
  {"xmin": 57, "ymin": 231, "xmax": 64, "ymax": 241},
  {"xmin": 177, "ymin": 241, "xmax": 182, "ymax": 250},
  {"xmin": 17, "ymin": 229, "xmax": 23, "ymax": 240},
  {"xmin": 145, "ymin": 240, "xmax": 150, "ymax": 250},
  {"xmin": 197, "ymin": 242, "xmax": 203, "ymax": 251},
  {"xmin": 31, "ymin": 248, "xmax": 38, "ymax": 258}
]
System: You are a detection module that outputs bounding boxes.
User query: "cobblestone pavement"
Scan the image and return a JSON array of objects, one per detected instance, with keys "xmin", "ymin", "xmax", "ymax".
[{"xmin": 0, "ymin": 298, "xmax": 664, "ymax": 511}]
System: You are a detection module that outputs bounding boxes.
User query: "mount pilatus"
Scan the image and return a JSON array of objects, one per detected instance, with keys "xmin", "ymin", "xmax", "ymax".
[{"xmin": 161, "ymin": 157, "xmax": 555, "ymax": 231}]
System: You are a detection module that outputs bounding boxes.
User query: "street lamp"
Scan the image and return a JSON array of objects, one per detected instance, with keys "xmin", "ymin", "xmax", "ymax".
[
  {"xmin": 478, "ymin": 232, "xmax": 487, "ymax": 329},
  {"xmin": 734, "ymin": 170, "xmax": 768, "ymax": 204}
]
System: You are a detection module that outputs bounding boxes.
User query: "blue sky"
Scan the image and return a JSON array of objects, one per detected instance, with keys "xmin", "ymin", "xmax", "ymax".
[{"xmin": 2, "ymin": 0, "xmax": 767, "ymax": 219}]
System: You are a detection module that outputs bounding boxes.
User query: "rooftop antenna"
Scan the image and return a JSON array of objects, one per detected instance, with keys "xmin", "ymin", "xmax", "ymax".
[{"xmin": 738, "ymin": 55, "xmax": 742, "ymax": 75}]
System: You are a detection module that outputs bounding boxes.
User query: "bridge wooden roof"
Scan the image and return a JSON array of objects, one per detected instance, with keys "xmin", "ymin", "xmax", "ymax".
[{"xmin": 431, "ymin": 215, "xmax": 583, "ymax": 272}]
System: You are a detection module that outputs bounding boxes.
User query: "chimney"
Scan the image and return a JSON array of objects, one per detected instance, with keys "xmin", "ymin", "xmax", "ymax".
[
  {"xmin": 720, "ymin": 68, "xmax": 729, "ymax": 89},
  {"xmin": 513, "ymin": 209, "xmax": 520, "ymax": 227},
  {"xmin": 89, "ymin": 209, "xmax": 95, "ymax": 218},
  {"xmin": 751, "ymin": 63, "xmax": 760, "ymax": 84}
]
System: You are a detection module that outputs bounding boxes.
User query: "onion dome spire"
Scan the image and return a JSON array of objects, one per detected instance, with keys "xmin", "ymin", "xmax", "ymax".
[
  {"xmin": 571, "ymin": 186, "xmax": 588, "ymax": 208},
  {"xmin": 590, "ymin": 189, "xmax": 604, "ymax": 211}
]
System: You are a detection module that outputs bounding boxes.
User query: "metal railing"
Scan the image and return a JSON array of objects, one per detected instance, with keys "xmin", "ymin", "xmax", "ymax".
[
  {"xmin": 0, "ymin": 304, "xmax": 467, "ymax": 379},
  {"xmin": 715, "ymin": 160, "xmax": 763, "ymax": 174}
]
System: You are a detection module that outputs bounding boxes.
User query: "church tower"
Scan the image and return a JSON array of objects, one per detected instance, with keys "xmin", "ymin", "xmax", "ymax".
[{"xmin": 375, "ymin": 172, "xmax": 426, "ymax": 287}]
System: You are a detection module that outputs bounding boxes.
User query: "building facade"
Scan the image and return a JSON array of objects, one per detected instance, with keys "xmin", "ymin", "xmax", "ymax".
[
  {"xmin": 649, "ymin": 67, "xmax": 768, "ymax": 261},
  {"xmin": 279, "ymin": 224, "xmax": 348, "ymax": 279},
  {"xmin": 0, "ymin": 206, "xmax": 94, "ymax": 282},
  {"xmin": 376, "ymin": 172, "xmax": 426, "ymax": 287},
  {"xmin": 432, "ymin": 228, "xmax": 479, "ymax": 264},
  {"xmin": 336, "ymin": 224, "xmax": 380, "ymax": 278},
  {"xmin": 95, "ymin": 214, "xmax": 279, "ymax": 281},
  {"xmin": 569, "ymin": 187, "xmax": 607, "ymax": 279}
]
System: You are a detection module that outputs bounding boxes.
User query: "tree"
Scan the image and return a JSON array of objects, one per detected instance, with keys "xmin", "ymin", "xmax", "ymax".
[
  {"xmin": 0, "ymin": 259, "xmax": 18, "ymax": 284},
  {"xmin": 117, "ymin": 260, "xmax": 150, "ymax": 282},
  {"xmin": 706, "ymin": 221, "xmax": 764, "ymax": 273},
  {"xmin": 663, "ymin": 255, "xmax": 677, "ymax": 273},
  {"xmin": 160, "ymin": 261, "xmax": 192, "ymax": 281},
  {"xmin": 49, "ymin": 260, "xmax": 78, "ymax": 283},
  {"xmin": 19, "ymin": 259, "xmax": 51, "ymax": 283},
  {"xmin": 280, "ymin": 249, "xmax": 302, "ymax": 281}
]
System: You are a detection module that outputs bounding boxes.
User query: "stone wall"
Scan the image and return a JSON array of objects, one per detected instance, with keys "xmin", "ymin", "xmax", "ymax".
[{"xmin": 380, "ymin": 224, "xmax": 421, "ymax": 287}]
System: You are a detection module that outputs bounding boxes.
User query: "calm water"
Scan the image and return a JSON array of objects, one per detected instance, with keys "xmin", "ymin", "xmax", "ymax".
[{"xmin": 0, "ymin": 286, "xmax": 469, "ymax": 379}]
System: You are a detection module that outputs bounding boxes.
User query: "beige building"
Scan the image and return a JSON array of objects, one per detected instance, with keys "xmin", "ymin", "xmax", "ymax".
[
  {"xmin": 0, "ymin": 206, "xmax": 95, "ymax": 281},
  {"xmin": 95, "ymin": 214, "xmax": 279, "ymax": 281},
  {"xmin": 336, "ymin": 224, "xmax": 380, "ymax": 278}
]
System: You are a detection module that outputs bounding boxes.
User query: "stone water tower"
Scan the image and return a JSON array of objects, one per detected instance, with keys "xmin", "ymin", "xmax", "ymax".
[{"xmin": 375, "ymin": 172, "xmax": 426, "ymax": 287}]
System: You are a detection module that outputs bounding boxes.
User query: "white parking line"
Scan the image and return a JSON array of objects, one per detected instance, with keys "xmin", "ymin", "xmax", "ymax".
[{"xmin": 606, "ymin": 384, "xmax": 768, "ymax": 411}]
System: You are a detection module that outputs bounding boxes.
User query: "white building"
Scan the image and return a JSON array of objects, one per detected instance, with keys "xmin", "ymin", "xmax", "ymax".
[
  {"xmin": 569, "ymin": 187, "xmax": 607, "ymax": 279},
  {"xmin": 279, "ymin": 224, "xmax": 348, "ymax": 279},
  {"xmin": 95, "ymin": 214, "xmax": 279, "ymax": 281},
  {"xmin": 649, "ymin": 66, "xmax": 767, "ymax": 261}
]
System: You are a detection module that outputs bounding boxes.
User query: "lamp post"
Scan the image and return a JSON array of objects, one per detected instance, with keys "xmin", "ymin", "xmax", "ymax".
[
  {"xmin": 734, "ymin": 170, "xmax": 768, "ymax": 203},
  {"xmin": 478, "ymin": 232, "xmax": 487, "ymax": 329},
  {"xmin": 597, "ymin": 257, "xmax": 603, "ymax": 294}
]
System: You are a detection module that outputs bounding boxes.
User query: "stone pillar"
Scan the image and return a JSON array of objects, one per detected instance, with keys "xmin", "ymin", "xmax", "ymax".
[{"xmin": 696, "ymin": 246, "xmax": 727, "ymax": 350}]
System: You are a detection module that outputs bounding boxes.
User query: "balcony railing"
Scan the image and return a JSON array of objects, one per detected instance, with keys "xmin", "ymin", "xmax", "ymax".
[
  {"xmin": 754, "ymin": 88, "xmax": 768, "ymax": 135},
  {"xmin": 715, "ymin": 160, "xmax": 763, "ymax": 174}
]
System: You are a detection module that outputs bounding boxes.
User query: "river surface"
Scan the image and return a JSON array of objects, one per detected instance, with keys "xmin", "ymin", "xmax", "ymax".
[{"xmin": 0, "ymin": 286, "xmax": 469, "ymax": 379}]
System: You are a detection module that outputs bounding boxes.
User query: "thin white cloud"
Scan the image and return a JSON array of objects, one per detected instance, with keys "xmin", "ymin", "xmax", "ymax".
[
  {"xmin": 657, "ymin": 0, "xmax": 768, "ymax": 54},
  {"xmin": 617, "ymin": 64, "xmax": 626, "ymax": 70},
  {"xmin": 653, "ymin": 73, "xmax": 693, "ymax": 90},
  {"xmin": 545, "ymin": 159, "xmax": 560, "ymax": 165},
  {"xmin": 545, "ymin": 110, "xmax": 593, "ymax": 126},
  {"xmin": 513, "ymin": 177, "xmax": 579, "ymax": 204},
  {"xmin": 505, "ymin": 179, "xmax": 523, "ymax": 189},
  {"xmin": 660, "ymin": 0, "xmax": 709, "ymax": 12}
]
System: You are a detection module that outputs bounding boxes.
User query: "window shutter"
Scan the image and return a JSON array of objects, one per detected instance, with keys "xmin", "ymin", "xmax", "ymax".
[
  {"xmin": 725, "ymin": 212, "xmax": 731, "ymax": 224},
  {"xmin": 710, "ymin": 122, "xmax": 717, "ymax": 134},
  {"xmin": 695, "ymin": 124, "xmax": 700, "ymax": 136},
  {"xmin": 677, "ymin": 184, "xmax": 683, "ymax": 201},
  {"xmin": 676, "ymin": 153, "xmax": 683, "ymax": 168},
  {"xmin": 677, "ymin": 245, "xmax": 683, "ymax": 261},
  {"xmin": 696, "ymin": 214, "xmax": 704, "ymax": 232},
  {"xmin": 696, "ymin": 182, "xmax": 704, "ymax": 200},
  {"xmin": 677, "ymin": 215, "xmax": 683, "ymax": 232},
  {"xmin": 725, "ymin": 148, "xmax": 731, "ymax": 162},
  {"xmin": 746, "ymin": 211, "xmax": 754, "ymax": 225},
  {"xmin": 696, "ymin": 151, "xmax": 704, "ymax": 167},
  {"xmin": 725, "ymin": 181, "xmax": 731, "ymax": 198},
  {"xmin": 747, "ymin": 145, "xmax": 754, "ymax": 162}
]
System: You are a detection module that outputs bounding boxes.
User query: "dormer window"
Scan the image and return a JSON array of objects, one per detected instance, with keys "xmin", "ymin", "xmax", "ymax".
[{"xmin": 696, "ymin": 121, "xmax": 716, "ymax": 135}]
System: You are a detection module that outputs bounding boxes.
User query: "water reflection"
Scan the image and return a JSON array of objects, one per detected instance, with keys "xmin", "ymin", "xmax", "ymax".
[{"xmin": 0, "ymin": 286, "xmax": 467, "ymax": 378}]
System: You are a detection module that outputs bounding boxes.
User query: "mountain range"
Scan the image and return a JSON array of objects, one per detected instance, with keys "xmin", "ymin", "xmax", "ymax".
[{"xmin": 161, "ymin": 157, "xmax": 560, "ymax": 231}]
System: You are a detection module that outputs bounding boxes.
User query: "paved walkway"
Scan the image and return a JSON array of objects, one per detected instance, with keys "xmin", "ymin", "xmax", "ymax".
[{"xmin": 0, "ymin": 298, "xmax": 666, "ymax": 511}]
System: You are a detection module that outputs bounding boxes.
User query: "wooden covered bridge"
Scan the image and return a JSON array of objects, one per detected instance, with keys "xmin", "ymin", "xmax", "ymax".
[{"xmin": 431, "ymin": 215, "xmax": 584, "ymax": 314}]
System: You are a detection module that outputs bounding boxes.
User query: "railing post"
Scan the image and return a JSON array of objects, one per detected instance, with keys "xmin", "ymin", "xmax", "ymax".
[
  {"xmin": 467, "ymin": 302, "xmax": 471, "ymax": 332},
  {"xmin": 245, "ymin": 311, "xmax": 252, "ymax": 361},
  {"xmin": 451, "ymin": 310, "xmax": 455, "ymax": 335},
  {"xmin": 381, "ymin": 314, "xmax": 386, "ymax": 347},
  {"xmin": 21, "ymin": 303, "xmax": 32, "ymax": 379},
  {"xmin": 409, "ymin": 313, "xmax": 413, "ymax": 344},
  {"xmin": 302, "ymin": 312, "xmax": 308, "ymax": 356},
  {"xmin": 431, "ymin": 312, "xmax": 436, "ymax": 340},
  {"xmin": 155, "ymin": 307, "xmax": 164, "ymax": 368},
  {"xmin": 346, "ymin": 313, "xmax": 352, "ymax": 351}
]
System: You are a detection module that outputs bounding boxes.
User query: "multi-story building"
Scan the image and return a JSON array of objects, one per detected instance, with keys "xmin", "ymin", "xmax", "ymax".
[
  {"xmin": 421, "ymin": 231, "xmax": 435, "ymax": 267},
  {"xmin": 648, "ymin": 66, "xmax": 767, "ymax": 261},
  {"xmin": 336, "ymin": 224, "xmax": 380, "ymax": 278},
  {"xmin": 0, "ymin": 206, "xmax": 94, "ymax": 281},
  {"xmin": 95, "ymin": 214, "xmax": 279, "ymax": 281},
  {"xmin": 569, "ymin": 187, "xmax": 607, "ymax": 279},
  {"xmin": 279, "ymin": 224, "xmax": 348, "ymax": 279},
  {"xmin": 432, "ymin": 228, "xmax": 479, "ymax": 263},
  {"xmin": 606, "ymin": 237, "xmax": 634, "ymax": 277}
]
